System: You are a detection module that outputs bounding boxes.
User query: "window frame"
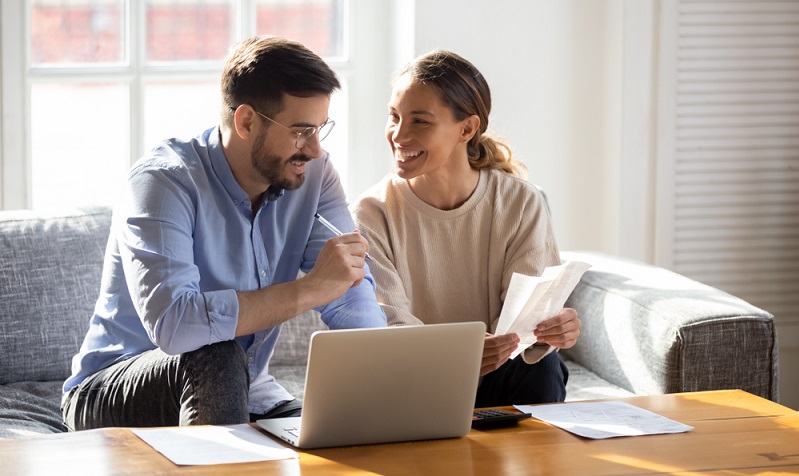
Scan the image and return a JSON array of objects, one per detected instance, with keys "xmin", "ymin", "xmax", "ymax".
[{"xmin": 1, "ymin": 0, "xmax": 390, "ymax": 210}]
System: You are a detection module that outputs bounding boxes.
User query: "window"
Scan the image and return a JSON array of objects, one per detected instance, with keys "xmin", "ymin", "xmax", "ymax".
[{"xmin": 1, "ymin": 0, "xmax": 389, "ymax": 210}]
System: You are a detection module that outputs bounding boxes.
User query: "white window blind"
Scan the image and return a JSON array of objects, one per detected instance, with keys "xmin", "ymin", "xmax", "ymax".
[{"xmin": 657, "ymin": 0, "xmax": 799, "ymax": 329}]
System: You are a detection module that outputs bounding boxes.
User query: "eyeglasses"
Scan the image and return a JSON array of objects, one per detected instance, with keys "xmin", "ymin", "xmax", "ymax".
[{"xmin": 233, "ymin": 105, "xmax": 335, "ymax": 149}]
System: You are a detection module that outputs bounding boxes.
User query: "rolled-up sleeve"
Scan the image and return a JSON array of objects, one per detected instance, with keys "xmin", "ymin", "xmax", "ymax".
[
  {"xmin": 118, "ymin": 162, "xmax": 239, "ymax": 355},
  {"xmin": 317, "ymin": 272, "xmax": 386, "ymax": 329}
]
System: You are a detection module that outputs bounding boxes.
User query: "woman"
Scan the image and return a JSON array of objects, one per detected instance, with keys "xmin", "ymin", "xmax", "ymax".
[{"xmin": 352, "ymin": 50, "xmax": 580, "ymax": 406}]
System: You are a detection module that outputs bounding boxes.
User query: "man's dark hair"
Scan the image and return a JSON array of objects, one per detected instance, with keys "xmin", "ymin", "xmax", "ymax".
[{"xmin": 221, "ymin": 35, "xmax": 341, "ymax": 124}]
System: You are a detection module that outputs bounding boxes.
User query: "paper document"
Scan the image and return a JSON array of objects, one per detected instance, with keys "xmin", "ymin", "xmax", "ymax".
[
  {"xmin": 515, "ymin": 401, "xmax": 694, "ymax": 439},
  {"xmin": 133, "ymin": 424, "xmax": 297, "ymax": 466},
  {"xmin": 495, "ymin": 261, "xmax": 591, "ymax": 358}
]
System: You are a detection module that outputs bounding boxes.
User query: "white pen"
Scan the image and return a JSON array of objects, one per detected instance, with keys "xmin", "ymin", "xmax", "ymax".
[{"xmin": 314, "ymin": 212, "xmax": 372, "ymax": 261}]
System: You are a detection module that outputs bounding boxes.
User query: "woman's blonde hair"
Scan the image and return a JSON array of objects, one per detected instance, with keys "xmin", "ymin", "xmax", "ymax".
[{"xmin": 398, "ymin": 50, "xmax": 527, "ymax": 178}]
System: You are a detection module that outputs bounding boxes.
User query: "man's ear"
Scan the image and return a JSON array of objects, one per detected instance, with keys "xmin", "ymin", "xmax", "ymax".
[
  {"xmin": 233, "ymin": 105, "xmax": 258, "ymax": 140},
  {"xmin": 461, "ymin": 115, "xmax": 480, "ymax": 143}
]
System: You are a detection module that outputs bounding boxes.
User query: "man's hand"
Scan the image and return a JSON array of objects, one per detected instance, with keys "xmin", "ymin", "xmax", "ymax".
[
  {"xmin": 303, "ymin": 231, "xmax": 370, "ymax": 302},
  {"xmin": 236, "ymin": 231, "xmax": 371, "ymax": 337},
  {"xmin": 481, "ymin": 332, "xmax": 520, "ymax": 377},
  {"xmin": 533, "ymin": 307, "xmax": 580, "ymax": 349}
]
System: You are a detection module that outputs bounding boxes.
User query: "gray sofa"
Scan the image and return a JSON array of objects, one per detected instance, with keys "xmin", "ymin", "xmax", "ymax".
[{"xmin": 0, "ymin": 207, "xmax": 779, "ymax": 439}]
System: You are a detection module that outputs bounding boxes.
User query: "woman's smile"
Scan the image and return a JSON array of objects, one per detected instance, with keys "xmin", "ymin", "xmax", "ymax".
[{"xmin": 395, "ymin": 148, "xmax": 424, "ymax": 164}]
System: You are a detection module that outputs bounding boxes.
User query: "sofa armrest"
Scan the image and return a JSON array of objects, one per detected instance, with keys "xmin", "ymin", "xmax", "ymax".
[{"xmin": 560, "ymin": 251, "xmax": 779, "ymax": 401}]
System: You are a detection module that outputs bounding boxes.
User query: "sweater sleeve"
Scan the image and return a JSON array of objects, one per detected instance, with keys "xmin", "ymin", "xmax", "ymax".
[
  {"xmin": 500, "ymin": 182, "xmax": 562, "ymax": 364},
  {"xmin": 352, "ymin": 192, "xmax": 424, "ymax": 327}
]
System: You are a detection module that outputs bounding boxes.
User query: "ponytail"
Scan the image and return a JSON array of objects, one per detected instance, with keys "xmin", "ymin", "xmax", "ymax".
[{"xmin": 468, "ymin": 133, "xmax": 527, "ymax": 179}]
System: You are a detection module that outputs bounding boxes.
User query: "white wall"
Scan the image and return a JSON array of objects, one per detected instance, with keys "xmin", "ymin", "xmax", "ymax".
[{"xmin": 373, "ymin": 0, "xmax": 626, "ymax": 256}]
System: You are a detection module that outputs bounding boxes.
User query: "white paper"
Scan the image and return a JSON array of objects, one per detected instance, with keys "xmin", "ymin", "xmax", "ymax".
[
  {"xmin": 133, "ymin": 424, "xmax": 297, "ymax": 466},
  {"xmin": 515, "ymin": 401, "xmax": 694, "ymax": 439},
  {"xmin": 495, "ymin": 261, "xmax": 591, "ymax": 358}
]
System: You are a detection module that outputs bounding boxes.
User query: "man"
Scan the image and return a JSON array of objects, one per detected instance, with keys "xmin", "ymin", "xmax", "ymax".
[{"xmin": 62, "ymin": 35, "xmax": 385, "ymax": 430}]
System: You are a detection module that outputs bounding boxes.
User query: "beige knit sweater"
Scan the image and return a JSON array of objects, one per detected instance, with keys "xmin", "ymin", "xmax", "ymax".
[{"xmin": 352, "ymin": 168, "xmax": 561, "ymax": 364}]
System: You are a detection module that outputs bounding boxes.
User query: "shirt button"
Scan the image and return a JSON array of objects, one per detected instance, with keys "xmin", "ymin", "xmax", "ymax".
[
  {"xmin": 260, "ymin": 270, "xmax": 266, "ymax": 277},
  {"xmin": 248, "ymin": 357, "xmax": 254, "ymax": 363}
]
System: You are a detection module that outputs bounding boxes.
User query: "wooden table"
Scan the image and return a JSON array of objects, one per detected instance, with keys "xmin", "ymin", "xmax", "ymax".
[{"xmin": 2, "ymin": 390, "xmax": 797, "ymax": 475}]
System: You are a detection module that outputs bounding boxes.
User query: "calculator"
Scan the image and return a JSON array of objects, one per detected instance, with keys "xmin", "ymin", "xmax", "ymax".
[{"xmin": 471, "ymin": 409, "xmax": 532, "ymax": 429}]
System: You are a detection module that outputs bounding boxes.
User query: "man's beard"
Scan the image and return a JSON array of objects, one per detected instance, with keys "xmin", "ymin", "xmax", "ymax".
[{"xmin": 251, "ymin": 128, "xmax": 310, "ymax": 191}]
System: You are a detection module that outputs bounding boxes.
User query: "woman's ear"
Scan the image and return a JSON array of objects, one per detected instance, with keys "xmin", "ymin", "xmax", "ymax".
[{"xmin": 461, "ymin": 115, "xmax": 480, "ymax": 143}]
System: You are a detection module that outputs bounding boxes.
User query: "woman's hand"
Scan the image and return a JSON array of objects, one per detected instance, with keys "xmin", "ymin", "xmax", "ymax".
[
  {"xmin": 533, "ymin": 308, "xmax": 581, "ymax": 349},
  {"xmin": 481, "ymin": 333, "xmax": 520, "ymax": 376}
]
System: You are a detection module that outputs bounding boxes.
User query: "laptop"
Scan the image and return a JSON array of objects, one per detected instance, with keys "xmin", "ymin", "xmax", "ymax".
[{"xmin": 257, "ymin": 321, "xmax": 485, "ymax": 449}]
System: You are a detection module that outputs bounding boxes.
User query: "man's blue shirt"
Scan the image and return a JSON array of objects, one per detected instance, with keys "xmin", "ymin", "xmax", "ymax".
[{"xmin": 63, "ymin": 127, "xmax": 386, "ymax": 413}]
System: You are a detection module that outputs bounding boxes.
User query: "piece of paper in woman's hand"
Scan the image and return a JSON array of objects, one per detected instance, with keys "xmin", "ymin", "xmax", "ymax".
[{"xmin": 495, "ymin": 261, "xmax": 591, "ymax": 358}]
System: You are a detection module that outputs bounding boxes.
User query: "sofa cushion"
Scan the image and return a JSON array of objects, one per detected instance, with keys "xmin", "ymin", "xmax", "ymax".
[
  {"xmin": 563, "ymin": 359, "xmax": 635, "ymax": 401},
  {"xmin": 0, "ymin": 207, "xmax": 111, "ymax": 385},
  {"xmin": 270, "ymin": 365, "xmax": 308, "ymax": 401},
  {"xmin": 271, "ymin": 310, "xmax": 327, "ymax": 367},
  {"xmin": 0, "ymin": 381, "xmax": 65, "ymax": 438}
]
